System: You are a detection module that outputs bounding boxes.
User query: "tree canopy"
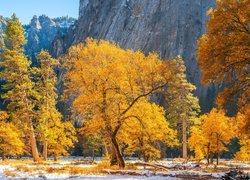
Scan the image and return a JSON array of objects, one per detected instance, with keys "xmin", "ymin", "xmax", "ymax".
[
  {"xmin": 197, "ymin": 0, "xmax": 250, "ymax": 112},
  {"xmin": 189, "ymin": 108, "xmax": 236, "ymax": 164},
  {"xmin": 64, "ymin": 38, "xmax": 175, "ymax": 167}
]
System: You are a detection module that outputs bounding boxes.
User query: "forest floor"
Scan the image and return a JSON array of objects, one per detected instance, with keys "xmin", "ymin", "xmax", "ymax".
[{"xmin": 0, "ymin": 157, "xmax": 249, "ymax": 179}]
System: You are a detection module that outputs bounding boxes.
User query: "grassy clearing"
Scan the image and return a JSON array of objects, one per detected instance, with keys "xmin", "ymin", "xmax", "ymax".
[
  {"xmin": 1, "ymin": 159, "xmax": 249, "ymax": 179},
  {"xmin": 3, "ymin": 170, "xmax": 17, "ymax": 177},
  {"xmin": 2, "ymin": 160, "xmax": 138, "ymax": 177}
]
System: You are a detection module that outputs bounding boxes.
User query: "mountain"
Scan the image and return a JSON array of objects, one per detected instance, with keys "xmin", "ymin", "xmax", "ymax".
[
  {"xmin": 0, "ymin": 15, "xmax": 75, "ymax": 62},
  {"xmin": 51, "ymin": 0, "xmax": 217, "ymax": 112},
  {"xmin": 24, "ymin": 15, "xmax": 75, "ymax": 64},
  {"xmin": 0, "ymin": 16, "xmax": 7, "ymax": 41}
]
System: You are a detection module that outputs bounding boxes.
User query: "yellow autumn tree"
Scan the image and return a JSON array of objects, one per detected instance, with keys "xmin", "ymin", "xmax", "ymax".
[
  {"xmin": 0, "ymin": 111, "xmax": 24, "ymax": 160},
  {"xmin": 64, "ymin": 39, "xmax": 172, "ymax": 167},
  {"xmin": 197, "ymin": 0, "xmax": 250, "ymax": 111},
  {"xmin": 119, "ymin": 102, "xmax": 177, "ymax": 162},
  {"xmin": 197, "ymin": 0, "xmax": 250, "ymax": 162},
  {"xmin": 189, "ymin": 108, "xmax": 236, "ymax": 164},
  {"xmin": 47, "ymin": 121, "xmax": 77, "ymax": 161},
  {"xmin": 234, "ymin": 109, "xmax": 250, "ymax": 161}
]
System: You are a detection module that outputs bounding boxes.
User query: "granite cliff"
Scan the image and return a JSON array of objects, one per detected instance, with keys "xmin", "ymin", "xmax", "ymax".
[{"xmin": 0, "ymin": 16, "xmax": 7, "ymax": 41}]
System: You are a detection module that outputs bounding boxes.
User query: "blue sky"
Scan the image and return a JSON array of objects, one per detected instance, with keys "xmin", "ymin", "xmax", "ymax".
[{"xmin": 0, "ymin": 0, "xmax": 79, "ymax": 24}]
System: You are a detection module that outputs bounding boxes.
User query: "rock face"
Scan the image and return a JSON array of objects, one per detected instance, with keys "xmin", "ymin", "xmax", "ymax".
[
  {"xmin": 52, "ymin": 0, "xmax": 217, "ymax": 112},
  {"xmin": 0, "ymin": 16, "xmax": 7, "ymax": 41},
  {"xmin": 0, "ymin": 15, "xmax": 75, "ymax": 64},
  {"xmin": 24, "ymin": 15, "xmax": 75, "ymax": 63}
]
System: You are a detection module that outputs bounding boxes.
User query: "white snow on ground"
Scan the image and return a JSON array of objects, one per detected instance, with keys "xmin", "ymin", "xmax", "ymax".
[
  {"xmin": 0, "ymin": 165, "xmax": 12, "ymax": 178},
  {"xmin": 44, "ymin": 174, "xmax": 178, "ymax": 180},
  {"xmin": 0, "ymin": 158, "xmax": 249, "ymax": 179},
  {"xmin": 0, "ymin": 169, "xmax": 179, "ymax": 180},
  {"xmin": 156, "ymin": 171, "xmax": 225, "ymax": 178}
]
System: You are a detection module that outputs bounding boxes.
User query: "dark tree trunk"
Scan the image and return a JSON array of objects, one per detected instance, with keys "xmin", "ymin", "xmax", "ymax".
[
  {"xmin": 217, "ymin": 152, "xmax": 220, "ymax": 165},
  {"xmin": 110, "ymin": 145, "xmax": 118, "ymax": 166},
  {"xmin": 216, "ymin": 134, "xmax": 219, "ymax": 165},
  {"xmin": 182, "ymin": 117, "xmax": 187, "ymax": 160},
  {"xmin": 42, "ymin": 141, "xmax": 48, "ymax": 161},
  {"xmin": 206, "ymin": 144, "xmax": 211, "ymax": 164},
  {"xmin": 210, "ymin": 154, "xmax": 214, "ymax": 164},
  {"xmin": 54, "ymin": 154, "xmax": 58, "ymax": 161},
  {"xmin": 143, "ymin": 153, "xmax": 149, "ymax": 162},
  {"xmin": 2, "ymin": 152, "xmax": 6, "ymax": 161},
  {"xmin": 110, "ymin": 136, "xmax": 125, "ymax": 168},
  {"xmin": 30, "ymin": 126, "xmax": 39, "ymax": 162},
  {"xmin": 92, "ymin": 149, "xmax": 95, "ymax": 161}
]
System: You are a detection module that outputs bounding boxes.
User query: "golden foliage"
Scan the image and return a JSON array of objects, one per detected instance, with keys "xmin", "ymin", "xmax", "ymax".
[
  {"xmin": 234, "ymin": 108, "xmax": 250, "ymax": 161},
  {"xmin": 119, "ymin": 102, "xmax": 178, "ymax": 161},
  {"xmin": 64, "ymin": 38, "xmax": 174, "ymax": 167},
  {"xmin": 197, "ymin": 0, "xmax": 250, "ymax": 110},
  {"xmin": 47, "ymin": 121, "xmax": 77, "ymax": 159},
  {"xmin": 189, "ymin": 109, "xmax": 236, "ymax": 161},
  {"xmin": 0, "ymin": 111, "xmax": 24, "ymax": 159}
]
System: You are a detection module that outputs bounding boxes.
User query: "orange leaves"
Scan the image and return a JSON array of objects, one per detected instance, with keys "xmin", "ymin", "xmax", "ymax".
[
  {"xmin": 64, "ymin": 38, "xmax": 174, "ymax": 163},
  {"xmin": 234, "ymin": 107, "xmax": 250, "ymax": 161},
  {"xmin": 64, "ymin": 39, "xmax": 172, "ymax": 131},
  {"xmin": 197, "ymin": 0, "xmax": 250, "ymax": 111},
  {"xmin": 0, "ymin": 111, "xmax": 24, "ymax": 157},
  {"xmin": 119, "ymin": 102, "xmax": 177, "ymax": 161},
  {"xmin": 189, "ymin": 108, "xmax": 236, "ymax": 160},
  {"xmin": 0, "ymin": 111, "xmax": 9, "ymax": 122}
]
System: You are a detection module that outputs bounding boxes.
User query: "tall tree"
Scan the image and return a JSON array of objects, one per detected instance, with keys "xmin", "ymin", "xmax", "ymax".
[
  {"xmin": 64, "ymin": 39, "xmax": 172, "ymax": 168},
  {"xmin": 197, "ymin": 0, "xmax": 250, "ymax": 113},
  {"xmin": 35, "ymin": 50, "xmax": 61, "ymax": 160},
  {"xmin": 0, "ymin": 14, "xmax": 39, "ymax": 161},
  {"xmin": 35, "ymin": 50, "xmax": 77, "ymax": 161},
  {"xmin": 165, "ymin": 56, "xmax": 200, "ymax": 160}
]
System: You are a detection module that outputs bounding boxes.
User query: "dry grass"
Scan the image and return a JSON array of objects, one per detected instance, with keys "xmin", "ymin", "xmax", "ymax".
[
  {"xmin": 0, "ymin": 159, "xmax": 34, "ymax": 165},
  {"xmin": 15, "ymin": 165, "xmax": 46, "ymax": 173},
  {"xmin": 41, "ymin": 165, "xmax": 103, "ymax": 175},
  {"xmin": 173, "ymin": 158, "xmax": 187, "ymax": 162},
  {"xmin": 70, "ymin": 166, "xmax": 102, "ymax": 175},
  {"xmin": 0, "ymin": 160, "xmax": 120, "ymax": 176},
  {"xmin": 4, "ymin": 170, "xmax": 17, "ymax": 177},
  {"xmin": 12, "ymin": 164, "xmax": 100, "ymax": 175},
  {"xmin": 2, "ymin": 159, "xmax": 248, "ymax": 178},
  {"xmin": 45, "ymin": 166, "xmax": 69, "ymax": 174}
]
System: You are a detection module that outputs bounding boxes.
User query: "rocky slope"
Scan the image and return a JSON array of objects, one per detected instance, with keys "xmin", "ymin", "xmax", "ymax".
[
  {"xmin": 0, "ymin": 15, "xmax": 75, "ymax": 62},
  {"xmin": 24, "ymin": 15, "xmax": 75, "ymax": 64},
  {"xmin": 0, "ymin": 16, "xmax": 7, "ymax": 41},
  {"xmin": 52, "ymin": 0, "xmax": 217, "ymax": 112}
]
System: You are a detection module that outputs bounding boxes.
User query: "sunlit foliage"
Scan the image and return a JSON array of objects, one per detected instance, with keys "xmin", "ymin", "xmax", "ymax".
[
  {"xmin": 189, "ymin": 109, "xmax": 236, "ymax": 164},
  {"xmin": 64, "ymin": 38, "xmax": 174, "ymax": 167}
]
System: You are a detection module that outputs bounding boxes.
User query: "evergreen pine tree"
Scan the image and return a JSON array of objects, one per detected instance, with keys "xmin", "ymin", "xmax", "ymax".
[
  {"xmin": 35, "ymin": 50, "xmax": 76, "ymax": 161},
  {"xmin": 0, "ymin": 14, "xmax": 39, "ymax": 161},
  {"xmin": 165, "ymin": 56, "xmax": 200, "ymax": 160}
]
